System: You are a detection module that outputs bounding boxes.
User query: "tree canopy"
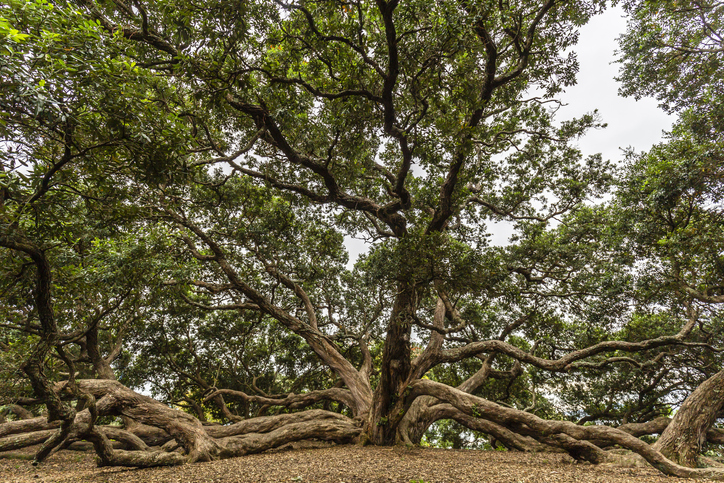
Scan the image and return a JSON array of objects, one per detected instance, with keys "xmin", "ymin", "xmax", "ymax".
[{"xmin": 1, "ymin": 0, "xmax": 724, "ymax": 478}]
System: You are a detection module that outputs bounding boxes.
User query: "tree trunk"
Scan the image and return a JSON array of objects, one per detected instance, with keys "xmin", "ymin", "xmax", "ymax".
[
  {"xmin": 654, "ymin": 369, "xmax": 724, "ymax": 467},
  {"xmin": 85, "ymin": 324, "xmax": 117, "ymax": 381},
  {"xmin": 368, "ymin": 287, "xmax": 414, "ymax": 445}
]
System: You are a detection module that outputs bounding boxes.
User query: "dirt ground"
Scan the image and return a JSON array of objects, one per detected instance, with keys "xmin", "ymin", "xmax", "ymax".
[{"xmin": 0, "ymin": 444, "xmax": 702, "ymax": 483}]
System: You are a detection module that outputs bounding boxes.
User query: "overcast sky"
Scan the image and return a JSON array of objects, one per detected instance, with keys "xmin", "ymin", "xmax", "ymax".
[
  {"xmin": 345, "ymin": 5, "xmax": 676, "ymax": 266},
  {"xmin": 559, "ymin": 5, "xmax": 674, "ymax": 163}
]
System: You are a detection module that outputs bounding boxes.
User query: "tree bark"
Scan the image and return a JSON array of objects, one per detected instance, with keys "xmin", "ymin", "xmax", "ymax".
[
  {"xmin": 0, "ymin": 430, "xmax": 58, "ymax": 452},
  {"xmin": 0, "ymin": 417, "xmax": 60, "ymax": 438},
  {"xmin": 407, "ymin": 378, "xmax": 724, "ymax": 479},
  {"xmin": 85, "ymin": 324, "xmax": 118, "ymax": 381},
  {"xmin": 369, "ymin": 287, "xmax": 415, "ymax": 445},
  {"xmin": 654, "ymin": 369, "xmax": 724, "ymax": 467},
  {"xmin": 41, "ymin": 379, "xmax": 362, "ymax": 467}
]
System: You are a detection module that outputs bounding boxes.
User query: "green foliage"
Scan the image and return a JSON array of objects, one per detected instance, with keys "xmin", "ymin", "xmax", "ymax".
[
  {"xmin": 423, "ymin": 419, "xmax": 491, "ymax": 450},
  {"xmin": 1, "ymin": 0, "xmax": 723, "ymax": 449},
  {"xmin": 618, "ymin": 0, "xmax": 724, "ymax": 125}
]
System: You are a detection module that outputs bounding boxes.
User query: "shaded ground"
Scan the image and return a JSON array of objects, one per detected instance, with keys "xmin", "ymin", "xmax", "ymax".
[{"xmin": 0, "ymin": 444, "xmax": 701, "ymax": 483}]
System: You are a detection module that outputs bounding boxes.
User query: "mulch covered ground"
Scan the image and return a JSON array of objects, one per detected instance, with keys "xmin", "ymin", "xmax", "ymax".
[{"xmin": 0, "ymin": 444, "xmax": 701, "ymax": 483}]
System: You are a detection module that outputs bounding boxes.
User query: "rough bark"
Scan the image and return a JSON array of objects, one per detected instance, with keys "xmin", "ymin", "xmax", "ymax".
[
  {"xmin": 85, "ymin": 324, "xmax": 118, "ymax": 381},
  {"xmin": 450, "ymin": 412, "xmax": 555, "ymax": 453},
  {"xmin": 654, "ymin": 369, "xmax": 724, "ymax": 467},
  {"xmin": 0, "ymin": 417, "xmax": 60, "ymax": 438},
  {"xmin": 396, "ymin": 395, "xmax": 440, "ymax": 446},
  {"xmin": 204, "ymin": 387, "xmax": 356, "ymax": 413},
  {"xmin": 397, "ymin": 400, "xmax": 555, "ymax": 452},
  {"xmin": 63, "ymin": 417, "xmax": 150, "ymax": 452},
  {"xmin": 0, "ymin": 416, "xmax": 171, "ymax": 448},
  {"xmin": 73, "ymin": 379, "xmax": 231, "ymax": 462},
  {"xmin": 25, "ymin": 379, "xmax": 363, "ymax": 467},
  {"xmin": 408, "ymin": 379, "xmax": 724, "ymax": 480},
  {"xmin": 369, "ymin": 288, "xmax": 414, "ymax": 445},
  {"xmin": 396, "ymin": 398, "xmax": 603, "ymax": 462},
  {"xmin": 204, "ymin": 409, "xmax": 356, "ymax": 439},
  {"xmin": 0, "ymin": 430, "xmax": 58, "ymax": 452},
  {"xmin": 501, "ymin": 420, "xmax": 609, "ymax": 463},
  {"xmin": 125, "ymin": 424, "xmax": 173, "ymax": 447}
]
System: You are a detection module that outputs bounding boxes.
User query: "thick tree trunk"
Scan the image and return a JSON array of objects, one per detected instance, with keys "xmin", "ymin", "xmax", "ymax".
[
  {"xmin": 395, "ymin": 299, "xmax": 447, "ymax": 445},
  {"xmin": 654, "ymin": 369, "xmax": 724, "ymax": 467},
  {"xmin": 369, "ymin": 288, "xmax": 415, "ymax": 445}
]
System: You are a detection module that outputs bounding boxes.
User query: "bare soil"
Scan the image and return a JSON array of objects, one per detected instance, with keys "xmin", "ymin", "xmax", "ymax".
[{"xmin": 0, "ymin": 444, "xmax": 702, "ymax": 483}]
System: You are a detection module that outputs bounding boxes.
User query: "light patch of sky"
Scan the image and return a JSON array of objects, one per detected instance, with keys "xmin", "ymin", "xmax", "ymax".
[
  {"xmin": 483, "ymin": 5, "xmax": 675, "ymax": 248},
  {"xmin": 346, "ymin": 6, "xmax": 676, "ymax": 266},
  {"xmin": 561, "ymin": 6, "xmax": 674, "ymax": 163}
]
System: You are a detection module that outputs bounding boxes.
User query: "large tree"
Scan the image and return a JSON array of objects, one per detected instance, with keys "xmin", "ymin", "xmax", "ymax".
[
  {"xmin": 2, "ymin": 0, "xmax": 724, "ymax": 478},
  {"xmin": 616, "ymin": 0, "xmax": 724, "ymax": 467}
]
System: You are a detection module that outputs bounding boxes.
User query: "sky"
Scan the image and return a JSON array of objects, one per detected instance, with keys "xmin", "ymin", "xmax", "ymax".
[
  {"xmin": 559, "ymin": 6, "xmax": 674, "ymax": 163},
  {"xmin": 483, "ymin": 5, "xmax": 676, "ymax": 247},
  {"xmin": 345, "ymin": 5, "xmax": 676, "ymax": 266}
]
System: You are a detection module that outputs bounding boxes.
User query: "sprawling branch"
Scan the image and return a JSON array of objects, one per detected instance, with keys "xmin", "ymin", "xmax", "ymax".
[
  {"xmin": 53, "ymin": 379, "xmax": 361, "ymax": 467},
  {"xmin": 408, "ymin": 379, "xmax": 724, "ymax": 479},
  {"xmin": 78, "ymin": 0, "xmax": 179, "ymax": 57},
  {"xmin": 203, "ymin": 387, "xmax": 356, "ymax": 412},
  {"xmin": 439, "ymin": 323, "xmax": 696, "ymax": 372},
  {"xmin": 224, "ymin": 95, "xmax": 407, "ymax": 236},
  {"xmin": 161, "ymin": 207, "xmax": 373, "ymax": 414}
]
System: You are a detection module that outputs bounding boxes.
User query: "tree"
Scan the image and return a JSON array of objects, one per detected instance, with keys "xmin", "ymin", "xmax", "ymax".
[
  {"xmin": 2, "ymin": 0, "xmax": 724, "ymax": 478},
  {"xmin": 0, "ymin": 0, "xmax": 193, "ymax": 460},
  {"xmin": 617, "ymin": 0, "xmax": 724, "ymax": 125},
  {"xmin": 616, "ymin": 0, "xmax": 724, "ymax": 467}
]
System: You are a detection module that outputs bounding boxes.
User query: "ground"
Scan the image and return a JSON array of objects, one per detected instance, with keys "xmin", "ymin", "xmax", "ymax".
[{"xmin": 0, "ymin": 444, "xmax": 702, "ymax": 483}]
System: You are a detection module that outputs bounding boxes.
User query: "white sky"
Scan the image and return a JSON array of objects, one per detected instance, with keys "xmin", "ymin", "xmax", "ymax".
[
  {"xmin": 345, "ymin": 5, "xmax": 675, "ymax": 266},
  {"xmin": 560, "ymin": 6, "xmax": 674, "ymax": 162}
]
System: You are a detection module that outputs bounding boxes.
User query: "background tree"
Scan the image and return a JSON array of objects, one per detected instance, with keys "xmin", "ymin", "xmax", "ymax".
[{"xmin": 615, "ymin": 0, "xmax": 724, "ymax": 467}]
